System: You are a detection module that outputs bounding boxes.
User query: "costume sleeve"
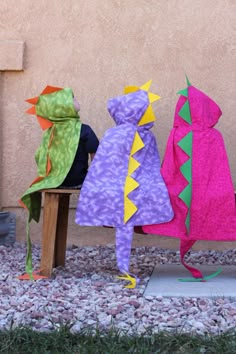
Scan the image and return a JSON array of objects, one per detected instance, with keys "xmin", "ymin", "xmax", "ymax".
[{"xmin": 80, "ymin": 124, "xmax": 99, "ymax": 153}]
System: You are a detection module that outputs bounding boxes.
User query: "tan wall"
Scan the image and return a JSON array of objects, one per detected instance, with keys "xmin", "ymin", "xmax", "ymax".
[{"xmin": 1, "ymin": 0, "xmax": 236, "ymax": 250}]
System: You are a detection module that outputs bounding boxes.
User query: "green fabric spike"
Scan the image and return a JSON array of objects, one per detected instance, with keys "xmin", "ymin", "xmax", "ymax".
[
  {"xmin": 177, "ymin": 87, "xmax": 188, "ymax": 97},
  {"xmin": 178, "ymin": 100, "xmax": 191, "ymax": 124},
  {"xmin": 25, "ymin": 216, "xmax": 33, "ymax": 280},
  {"xmin": 203, "ymin": 267, "xmax": 223, "ymax": 280},
  {"xmin": 178, "ymin": 267, "xmax": 222, "ymax": 282},
  {"xmin": 180, "ymin": 158, "xmax": 192, "ymax": 183},
  {"xmin": 179, "ymin": 184, "xmax": 192, "ymax": 208},
  {"xmin": 177, "ymin": 132, "xmax": 192, "ymax": 157},
  {"xmin": 185, "ymin": 210, "xmax": 190, "ymax": 232},
  {"xmin": 185, "ymin": 75, "xmax": 191, "ymax": 87},
  {"xmin": 178, "ymin": 130, "xmax": 193, "ymax": 235}
]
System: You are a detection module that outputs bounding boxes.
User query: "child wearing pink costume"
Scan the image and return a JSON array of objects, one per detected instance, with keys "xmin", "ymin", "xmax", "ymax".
[{"xmin": 143, "ymin": 79, "xmax": 236, "ymax": 280}]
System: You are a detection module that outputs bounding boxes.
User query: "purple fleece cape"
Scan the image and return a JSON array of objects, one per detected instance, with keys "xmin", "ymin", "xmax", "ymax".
[{"xmin": 75, "ymin": 87, "xmax": 173, "ymax": 284}]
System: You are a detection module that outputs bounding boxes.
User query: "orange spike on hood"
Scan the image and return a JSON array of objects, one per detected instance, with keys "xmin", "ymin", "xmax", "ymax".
[
  {"xmin": 40, "ymin": 85, "xmax": 63, "ymax": 95},
  {"xmin": 25, "ymin": 96, "xmax": 39, "ymax": 105},
  {"xmin": 37, "ymin": 116, "xmax": 53, "ymax": 130},
  {"xmin": 25, "ymin": 106, "xmax": 36, "ymax": 115}
]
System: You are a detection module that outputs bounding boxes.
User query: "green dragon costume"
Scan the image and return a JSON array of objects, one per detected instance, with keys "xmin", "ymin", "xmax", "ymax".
[{"xmin": 19, "ymin": 86, "xmax": 81, "ymax": 279}]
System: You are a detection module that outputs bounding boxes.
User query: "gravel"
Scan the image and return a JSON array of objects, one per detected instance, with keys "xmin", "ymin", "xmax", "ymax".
[{"xmin": 0, "ymin": 242, "xmax": 236, "ymax": 335}]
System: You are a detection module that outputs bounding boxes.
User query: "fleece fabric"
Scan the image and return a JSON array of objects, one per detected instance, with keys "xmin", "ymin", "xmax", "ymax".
[
  {"xmin": 143, "ymin": 83, "xmax": 236, "ymax": 278},
  {"xmin": 75, "ymin": 83, "xmax": 173, "ymax": 286}
]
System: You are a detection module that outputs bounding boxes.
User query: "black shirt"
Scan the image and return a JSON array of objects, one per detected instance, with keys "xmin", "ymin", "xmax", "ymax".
[{"xmin": 61, "ymin": 124, "xmax": 99, "ymax": 187}]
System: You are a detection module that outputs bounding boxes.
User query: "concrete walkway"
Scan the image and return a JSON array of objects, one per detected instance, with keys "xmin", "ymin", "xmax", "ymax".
[{"xmin": 145, "ymin": 264, "xmax": 236, "ymax": 298}]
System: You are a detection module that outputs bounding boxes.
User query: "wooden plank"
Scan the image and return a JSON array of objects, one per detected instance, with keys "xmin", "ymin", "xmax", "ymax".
[
  {"xmin": 54, "ymin": 194, "xmax": 70, "ymax": 267},
  {"xmin": 40, "ymin": 192, "xmax": 60, "ymax": 277},
  {"xmin": 39, "ymin": 188, "xmax": 80, "ymax": 277},
  {"xmin": 40, "ymin": 188, "xmax": 80, "ymax": 194}
]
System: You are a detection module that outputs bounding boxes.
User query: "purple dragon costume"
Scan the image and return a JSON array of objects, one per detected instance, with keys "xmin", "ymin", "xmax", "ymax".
[{"xmin": 75, "ymin": 81, "xmax": 173, "ymax": 287}]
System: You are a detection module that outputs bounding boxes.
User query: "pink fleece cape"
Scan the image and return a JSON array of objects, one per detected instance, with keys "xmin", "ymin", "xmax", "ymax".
[{"xmin": 143, "ymin": 85, "xmax": 236, "ymax": 242}]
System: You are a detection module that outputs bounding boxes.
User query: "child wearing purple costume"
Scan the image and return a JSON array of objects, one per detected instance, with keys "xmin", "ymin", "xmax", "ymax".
[{"xmin": 75, "ymin": 81, "xmax": 173, "ymax": 287}]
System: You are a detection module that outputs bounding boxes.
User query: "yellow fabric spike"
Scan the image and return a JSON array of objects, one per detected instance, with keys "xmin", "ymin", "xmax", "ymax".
[
  {"xmin": 138, "ymin": 105, "xmax": 156, "ymax": 126},
  {"xmin": 116, "ymin": 272, "xmax": 137, "ymax": 288},
  {"xmin": 124, "ymin": 196, "xmax": 138, "ymax": 223},
  {"xmin": 130, "ymin": 132, "xmax": 144, "ymax": 156},
  {"xmin": 148, "ymin": 92, "xmax": 161, "ymax": 103},
  {"xmin": 124, "ymin": 176, "xmax": 139, "ymax": 196},
  {"xmin": 124, "ymin": 86, "xmax": 139, "ymax": 94},
  {"xmin": 140, "ymin": 79, "xmax": 152, "ymax": 92},
  {"xmin": 128, "ymin": 156, "xmax": 141, "ymax": 175}
]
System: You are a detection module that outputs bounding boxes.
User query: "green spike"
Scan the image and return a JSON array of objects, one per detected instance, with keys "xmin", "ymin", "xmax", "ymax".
[
  {"xmin": 178, "ymin": 267, "xmax": 222, "ymax": 282},
  {"xmin": 177, "ymin": 87, "xmax": 188, "ymax": 97},
  {"xmin": 185, "ymin": 210, "xmax": 190, "ymax": 233},
  {"xmin": 179, "ymin": 184, "xmax": 192, "ymax": 208},
  {"xmin": 177, "ymin": 131, "xmax": 192, "ymax": 157},
  {"xmin": 202, "ymin": 268, "xmax": 222, "ymax": 280},
  {"xmin": 180, "ymin": 158, "xmax": 192, "ymax": 183},
  {"xmin": 185, "ymin": 74, "xmax": 191, "ymax": 87},
  {"xmin": 178, "ymin": 100, "xmax": 191, "ymax": 124}
]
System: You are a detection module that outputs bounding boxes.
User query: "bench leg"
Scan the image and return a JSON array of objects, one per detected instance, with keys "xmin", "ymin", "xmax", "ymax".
[
  {"xmin": 40, "ymin": 193, "xmax": 60, "ymax": 277},
  {"xmin": 54, "ymin": 194, "xmax": 70, "ymax": 267}
]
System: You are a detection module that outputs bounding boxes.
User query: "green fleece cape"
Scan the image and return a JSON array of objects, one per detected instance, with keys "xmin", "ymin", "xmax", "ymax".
[{"xmin": 19, "ymin": 86, "xmax": 81, "ymax": 278}]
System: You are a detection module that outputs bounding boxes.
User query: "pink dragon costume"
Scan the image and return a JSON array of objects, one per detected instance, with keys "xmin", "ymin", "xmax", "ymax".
[
  {"xmin": 143, "ymin": 78, "xmax": 236, "ymax": 281},
  {"xmin": 75, "ymin": 81, "xmax": 174, "ymax": 287}
]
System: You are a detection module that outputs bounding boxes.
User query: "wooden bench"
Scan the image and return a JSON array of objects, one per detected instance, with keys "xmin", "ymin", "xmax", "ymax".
[
  {"xmin": 39, "ymin": 189, "xmax": 236, "ymax": 277},
  {"xmin": 40, "ymin": 188, "xmax": 80, "ymax": 277}
]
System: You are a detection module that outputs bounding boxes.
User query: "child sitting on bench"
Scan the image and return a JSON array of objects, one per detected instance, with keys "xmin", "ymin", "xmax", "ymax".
[
  {"xmin": 18, "ymin": 85, "xmax": 99, "ymax": 279},
  {"xmin": 19, "ymin": 85, "xmax": 99, "ymax": 222}
]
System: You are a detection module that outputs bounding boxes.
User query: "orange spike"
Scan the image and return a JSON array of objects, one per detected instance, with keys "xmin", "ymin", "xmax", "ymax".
[
  {"xmin": 48, "ymin": 125, "xmax": 55, "ymax": 147},
  {"xmin": 25, "ymin": 96, "xmax": 39, "ymax": 105},
  {"xmin": 25, "ymin": 106, "xmax": 36, "ymax": 115},
  {"xmin": 30, "ymin": 176, "xmax": 44, "ymax": 187},
  {"xmin": 18, "ymin": 199, "xmax": 27, "ymax": 209},
  {"xmin": 37, "ymin": 116, "xmax": 53, "ymax": 130},
  {"xmin": 40, "ymin": 85, "xmax": 63, "ymax": 95},
  {"xmin": 46, "ymin": 155, "xmax": 52, "ymax": 176},
  {"xmin": 18, "ymin": 271, "xmax": 48, "ymax": 280}
]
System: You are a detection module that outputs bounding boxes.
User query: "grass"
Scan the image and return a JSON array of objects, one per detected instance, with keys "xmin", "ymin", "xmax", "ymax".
[{"xmin": 1, "ymin": 325, "xmax": 236, "ymax": 354}]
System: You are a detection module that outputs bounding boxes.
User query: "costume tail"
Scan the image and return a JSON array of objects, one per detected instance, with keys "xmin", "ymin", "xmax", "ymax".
[
  {"xmin": 179, "ymin": 239, "xmax": 222, "ymax": 282},
  {"xmin": 115, "ymin": 225, "xmax": 139, "ymax": 288}
]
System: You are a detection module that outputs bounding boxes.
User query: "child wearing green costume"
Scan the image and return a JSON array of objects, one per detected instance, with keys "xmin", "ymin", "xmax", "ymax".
[{"xmin": 19, "ymin": 86, "xmax": 99, "ymax": 279}]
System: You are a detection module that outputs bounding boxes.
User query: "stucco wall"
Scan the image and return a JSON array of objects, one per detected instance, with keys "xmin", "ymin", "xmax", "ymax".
[{"xmin": 0, "ymin": 0, "xmax": 236, "ymax": 250}]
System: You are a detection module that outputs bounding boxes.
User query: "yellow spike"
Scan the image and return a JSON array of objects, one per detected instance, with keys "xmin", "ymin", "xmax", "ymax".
[
  {"xmin": 124, "ymin": 85, "xmax": 139, "ymax": 94},
  {"xmin": 138, "ymin": 105, "xmax": 156, "ymax": 126},
  {"xmin": 124, "ymin": 196, "xmax": 137, "ymax": 223},
  {"xmin": 140, "ymin": 79, "xmax": 152, "ymax": 92},
  {"xmin": 128, "ymin": 156, "xmax": 141, "ymax": 176},
  {"xmin": 148, "ymin": 92, "xmax": 161, "ymax": 103},
  {"xmin": 124, "ymin": 278, "xmax": 137, "ymax": 288},
  {"xmin": 116, "ymin": 272, "xmax": 137, "ymax": 288},
  {"xmin": 130, "ymin": 132, "xmax": 145, "ymax": 156},
  {"xmin": 124, "ymin": 176, "xmax": 139, "ymax": 197}
]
